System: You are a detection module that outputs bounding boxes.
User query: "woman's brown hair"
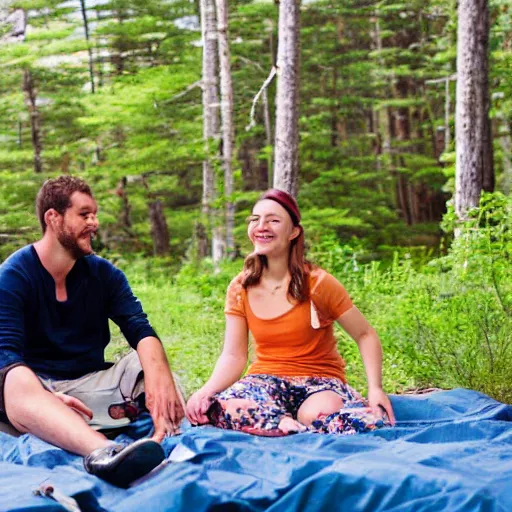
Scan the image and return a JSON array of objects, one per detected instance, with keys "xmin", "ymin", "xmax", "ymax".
[{"xmin": 241, "ymin": 189, "xmax": 312, "ymax": 302}]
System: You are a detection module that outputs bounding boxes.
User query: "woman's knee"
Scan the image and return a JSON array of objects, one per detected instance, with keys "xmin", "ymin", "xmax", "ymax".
[{"xmin": 297, "ymin": 391, "xmax": 344, "ymax": 426}]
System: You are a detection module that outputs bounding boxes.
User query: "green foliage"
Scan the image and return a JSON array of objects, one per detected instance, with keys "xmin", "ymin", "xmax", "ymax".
[
  {"xmin": 25, "ymin": 27, "xmax": 75, "ymax": 42},
  {"xmin": 1, "ymin": 0, "xmax": 509, "ymax": 262},
  {"xmin": 345, "ymin": 193, "xmax": 512, "ymax": 400}
]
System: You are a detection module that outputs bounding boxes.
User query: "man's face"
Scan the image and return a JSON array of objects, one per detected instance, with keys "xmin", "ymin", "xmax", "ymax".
[{"xmin": 55, "ymin": 191, "xmax": 99, "ymax": 259}]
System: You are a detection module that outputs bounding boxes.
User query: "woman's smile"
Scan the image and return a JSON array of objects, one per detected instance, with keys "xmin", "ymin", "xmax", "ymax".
[{"xmin": 254, "ymin": 233, "xmax": 276, "ymax": 243}]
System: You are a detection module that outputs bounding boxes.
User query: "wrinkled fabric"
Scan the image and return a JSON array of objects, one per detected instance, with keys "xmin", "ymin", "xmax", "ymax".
[{"xmin": 0, "ymin": 388, "xmax": 511, "ymax": 512}]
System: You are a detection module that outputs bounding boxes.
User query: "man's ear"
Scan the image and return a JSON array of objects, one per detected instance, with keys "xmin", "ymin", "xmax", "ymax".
[
  {"xmin": 44, "ymin": 209, "xmax": 59, "ymax": 230},
  {"xmin": 289, "ymin": 226, "xmax": 301, "ymax": 241}
]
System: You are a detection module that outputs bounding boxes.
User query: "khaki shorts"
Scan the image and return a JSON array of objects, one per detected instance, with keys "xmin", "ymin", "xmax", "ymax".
[{"xmin": 0, "ymin": 350, "xmax": 145, "ymax": 436}]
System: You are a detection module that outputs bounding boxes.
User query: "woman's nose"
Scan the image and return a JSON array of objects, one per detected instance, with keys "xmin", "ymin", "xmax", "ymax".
[{"xmin": 257, "ymin": 218, "xmax": 267, "ymax": 229}]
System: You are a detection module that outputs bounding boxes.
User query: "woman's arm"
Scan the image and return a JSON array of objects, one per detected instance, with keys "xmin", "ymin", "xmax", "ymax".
[
  {"xmin": 336, "ymin": 307, "xmax": 395, "ymax": 424},
  {"xmin": 186, "ymin": 314, "xmax": 249, "ymax": 424}
]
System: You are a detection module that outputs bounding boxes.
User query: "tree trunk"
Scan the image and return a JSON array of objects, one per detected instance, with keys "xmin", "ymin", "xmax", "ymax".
[
  {"xmin": 22, "ymin": 69, "xmax": 43, "ymax": 173},
  {"xmin": 200, "ymin": 0, "xmax": 219, "ymax": 218},
  {"xmin": 116, "ymin": 177, "xmax": 132, "ymax": 228},
  {"xmin": 149, "ymin": 200, "xmax": 170, "ymax": 256},
  {"xmin": 273, "ymin": 0, "xmax": 300, "ymax": 197},
  {"xmin": 498, "ymin": 118, "xmax": 511, "ymax": 195},
  {"xmin": 239, "ymin": 136, "xmax": 269, "ymax": 191},
  {"xmin": 330, "ymin": 67, "xmax": 338, "ymax": 148},
  {"xmin": 112, "ymin": 10, "xmax": 126, "ymax": 75},
  {"xmin": 212, "ymin": 226, "xmax": 226, "ymax": 264},
  {"xmin": 444, "ymin": 77, "xmax": 451, "ymax": 151},
  {"xmin": 394, "ymin": 78, "xmax": 414, "ymax": 224},
  {"xmin": 199, "ymin": 0, "xmax": 223, "ymax": 261},
  {"xmin": 95, "ymin": 9, "xmax": 104, "ymax": 88},
  {"xmin": 195, "ymin": 222, "xmax": 209, "ymax": 259},
  {"xmin": 216, "ymin": 0, "xmax": 235, "ymax": 256},
  {"xmin": 455, "ymin": 0, "xmax": 494, "ymax": 218},
  {"xmin": 79, "ymin": 0, "xmax": 95, "ymax": 94}
]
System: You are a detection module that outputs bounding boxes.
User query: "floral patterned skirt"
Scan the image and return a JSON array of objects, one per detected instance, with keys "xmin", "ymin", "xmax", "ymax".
[{"xmin": 207, "ymin": 374, "xmax": 390, "ymax": 437}]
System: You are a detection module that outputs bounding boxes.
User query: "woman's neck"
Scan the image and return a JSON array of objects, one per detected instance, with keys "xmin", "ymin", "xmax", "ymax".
[{"xmin": 262, "ymin": 254, "xmax": 289, "ymax": 282}]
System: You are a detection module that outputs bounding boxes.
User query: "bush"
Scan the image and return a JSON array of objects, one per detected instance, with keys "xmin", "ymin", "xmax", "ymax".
[{"xmin": 340, "ymin": 192, "xmax": 512, "ymax": 402}]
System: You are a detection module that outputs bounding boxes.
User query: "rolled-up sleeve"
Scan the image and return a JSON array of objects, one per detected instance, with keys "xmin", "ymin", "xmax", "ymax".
[{"xmin": 106, "ymin": 266, "xmax": 158, "ymax": 348}]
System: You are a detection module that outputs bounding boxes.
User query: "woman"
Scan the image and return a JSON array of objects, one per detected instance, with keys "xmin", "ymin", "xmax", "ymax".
[{"xmin": 187, "ymin": 189, "xmax": 395, "ymax": 436}]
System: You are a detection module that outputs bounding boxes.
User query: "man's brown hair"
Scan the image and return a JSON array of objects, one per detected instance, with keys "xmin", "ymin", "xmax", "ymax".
[{"xmin": 36, "ymin": 176, "xmax": 93, "ymax": 233}]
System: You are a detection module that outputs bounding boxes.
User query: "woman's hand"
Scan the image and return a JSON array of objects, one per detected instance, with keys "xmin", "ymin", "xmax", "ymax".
[
  {"xmin": 367, "ymin": 387, "xmax": 395, "ymax": 426},
  {"xmin": 186, "ymin": 389, "xmax": 213, "ymax": 425}
]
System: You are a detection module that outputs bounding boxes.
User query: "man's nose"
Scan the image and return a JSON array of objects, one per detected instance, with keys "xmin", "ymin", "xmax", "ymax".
[{"xmin": 89, "ymin": 214, "xmax": 99, "ymax": 228}]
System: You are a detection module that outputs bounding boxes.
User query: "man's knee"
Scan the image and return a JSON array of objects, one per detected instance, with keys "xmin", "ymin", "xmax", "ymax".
[
  {"xmin": 3, "ymin": 365, "xmax": 46, "ymax": 430},
  {"xmin": 4, "ymin": 365, "xmax": 42, "ymax": 395}
]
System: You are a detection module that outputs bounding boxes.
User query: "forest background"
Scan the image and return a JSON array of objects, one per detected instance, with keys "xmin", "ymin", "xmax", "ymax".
[{"xmin": 0, "ymin": 0, "xmax": 510, "ymax": 402}]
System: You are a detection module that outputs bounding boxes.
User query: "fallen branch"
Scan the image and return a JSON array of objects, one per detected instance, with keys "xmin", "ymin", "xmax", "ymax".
[
  {"xmin": 246, "ymin": 66, "xmax": 277, "ymax": 132},
  {"xmin": 165, "ymin": 80, "xmax": 202, "ymax": 103}
]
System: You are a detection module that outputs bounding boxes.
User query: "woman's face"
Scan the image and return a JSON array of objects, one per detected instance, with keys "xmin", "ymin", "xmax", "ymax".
[{"xmin": 247, "ymin": 199, "xmax": 299, "ymax": 257}]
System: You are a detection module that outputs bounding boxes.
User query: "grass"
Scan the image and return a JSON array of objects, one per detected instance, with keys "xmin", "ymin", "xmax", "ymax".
[
  {"xmin": 106, "ymin": 265, "xmax": 228, "ymax": 397},
  {"xmin": 105, "ymin": 252, "xmax": 511, "ymax": 404}
]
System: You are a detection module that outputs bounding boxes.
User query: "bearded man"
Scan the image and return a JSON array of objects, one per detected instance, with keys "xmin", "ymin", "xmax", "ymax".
[{"xmin": 0, "ymin": 176, "xmax": 184, "ymax": 488}]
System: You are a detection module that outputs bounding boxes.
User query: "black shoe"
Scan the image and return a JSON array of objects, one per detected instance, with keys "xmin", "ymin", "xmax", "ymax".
[{"xmin": 84, "ymin": 438, "xmax": 165, "ymax": 488}]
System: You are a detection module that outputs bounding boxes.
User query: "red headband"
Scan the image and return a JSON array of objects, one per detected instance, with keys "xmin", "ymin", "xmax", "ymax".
[{"xmin": 261, "ymin": 189, "xmax": 301, "ymax": 226}]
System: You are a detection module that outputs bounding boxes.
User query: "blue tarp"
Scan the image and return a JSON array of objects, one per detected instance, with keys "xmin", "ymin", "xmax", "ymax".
[{"xmin": 1, "ymin": 388, "xmax": 511, "ymax": 512}]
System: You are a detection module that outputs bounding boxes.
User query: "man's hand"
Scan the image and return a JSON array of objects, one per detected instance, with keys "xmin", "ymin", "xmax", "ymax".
[
  {"xmin": 136, "ymin": 336, "xmax": 186, "ymax": 443},
  {"xmin": 145, "ymin": 371, "xmax": 186, "ymax": 442},
  {"xmin": 54, "ymin": 392, "xmax": 93, "ymax": 421},
  {"xmin": 367, "ymin": 387, "xmax": 395, "ymax": 426},
  {"xmin": 186, "ymin": 388, "xmax": 213, "ymax": 426}
]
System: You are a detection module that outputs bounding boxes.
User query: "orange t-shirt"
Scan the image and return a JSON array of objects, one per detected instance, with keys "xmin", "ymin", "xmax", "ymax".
[{"xmin": 224, "ymin": 268, "xmax": 353, "ymax": 382}]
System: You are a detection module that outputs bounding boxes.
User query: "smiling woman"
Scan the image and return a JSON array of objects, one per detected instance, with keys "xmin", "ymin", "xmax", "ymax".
[{"xmin": 186, "ymin": 189, "xmax": 396, "ymax": 437}]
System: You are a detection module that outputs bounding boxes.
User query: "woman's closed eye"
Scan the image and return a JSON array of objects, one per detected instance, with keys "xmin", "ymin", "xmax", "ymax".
[{"xmin": 247, "ymin": 215, "xmax": 280, "ymax": 225}]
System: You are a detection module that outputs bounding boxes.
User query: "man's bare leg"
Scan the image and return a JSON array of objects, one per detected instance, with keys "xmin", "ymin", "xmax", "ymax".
[
  {"xmin": 4, "ymin": 366, "xmax": 109, "ymax": 456},
  {"xmin": 4, "ymin": 365, "xmax": 166, "ymax": 488}
]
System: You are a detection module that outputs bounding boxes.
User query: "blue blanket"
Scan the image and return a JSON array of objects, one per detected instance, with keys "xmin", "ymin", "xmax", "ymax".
[{"xmin": 1, "ymin": 389, "xmax": 511, "ymax": 512}]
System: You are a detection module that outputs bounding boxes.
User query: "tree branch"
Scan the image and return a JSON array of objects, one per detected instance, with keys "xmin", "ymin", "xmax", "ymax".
[{"xmin": 245, "ymin": 66, "xmax": 277, "ymax": 132}]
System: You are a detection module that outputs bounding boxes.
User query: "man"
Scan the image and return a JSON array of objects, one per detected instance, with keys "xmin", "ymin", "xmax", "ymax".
[{"xmin": 0, "ymin": 176, "xmax": 185, "ymax": 488}]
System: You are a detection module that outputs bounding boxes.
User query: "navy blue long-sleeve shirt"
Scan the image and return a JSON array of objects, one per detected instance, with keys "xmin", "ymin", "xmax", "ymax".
[{"xmin": 0, "ymin": 245, "xmax": 158, "ymax": 379}]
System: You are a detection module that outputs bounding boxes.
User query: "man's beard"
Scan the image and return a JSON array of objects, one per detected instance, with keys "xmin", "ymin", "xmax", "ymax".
[{"xmin": 57, "ymin": 228, "xmax": 94, "ymax": 259}]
